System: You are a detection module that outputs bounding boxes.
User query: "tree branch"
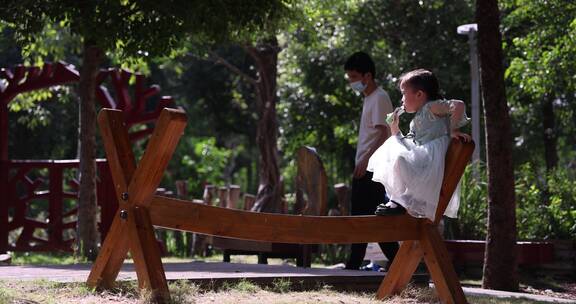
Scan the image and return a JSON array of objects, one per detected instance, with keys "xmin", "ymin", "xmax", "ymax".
[{"xmin": 209, "ymin": 51, "xmax": 258, "ymax": 86}]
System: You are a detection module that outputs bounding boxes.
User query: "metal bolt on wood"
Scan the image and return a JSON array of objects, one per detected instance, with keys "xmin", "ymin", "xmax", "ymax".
[{"xmin": 119, "ymin": 210, "xmax": 128, "ymax": 220}]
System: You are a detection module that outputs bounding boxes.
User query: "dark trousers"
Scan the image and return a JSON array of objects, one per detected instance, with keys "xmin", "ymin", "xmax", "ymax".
[{"xmin": 345, "ymin": 172, "xmax": 399, "ymax": 270}]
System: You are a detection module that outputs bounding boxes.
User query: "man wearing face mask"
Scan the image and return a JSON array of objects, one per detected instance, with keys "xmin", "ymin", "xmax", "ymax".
[{"xmin": 343, "ymin": 51, "xmax": 399, "ymax": 271}]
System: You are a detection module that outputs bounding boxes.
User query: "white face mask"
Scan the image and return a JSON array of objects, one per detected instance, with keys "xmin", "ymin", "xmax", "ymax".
[{"xmin": 350, "ymin": 80, "xmax": 366, "ymax": 93}]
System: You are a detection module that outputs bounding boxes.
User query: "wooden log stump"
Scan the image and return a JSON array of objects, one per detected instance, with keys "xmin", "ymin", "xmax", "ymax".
[
  {"xmin": 228, "ymin": 185, "xmax": 241, "ymax": 209},
  {"xmin": 203, "ymin": 184, "xmax": 215, "ymax": 205},
  {"xmin": 243, "ymin": 193, "xmax": 256, "ymax": 211}
]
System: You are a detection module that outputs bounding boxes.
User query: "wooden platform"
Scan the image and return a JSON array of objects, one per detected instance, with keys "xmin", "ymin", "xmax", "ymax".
[{"xmin": 0, "ymin": 262, "xmax": 427, "ymax": 291}]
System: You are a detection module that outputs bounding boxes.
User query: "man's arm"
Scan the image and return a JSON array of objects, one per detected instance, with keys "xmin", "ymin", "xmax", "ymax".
[{"xmin": 353, "ymin": 124, "xmax": 390, "ymax": 178}]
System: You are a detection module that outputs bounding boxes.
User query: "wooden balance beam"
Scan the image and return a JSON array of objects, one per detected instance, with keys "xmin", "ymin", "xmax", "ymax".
[{"xmin": 87, "ymin": 108, "xmax": 474, "ymax": 304}]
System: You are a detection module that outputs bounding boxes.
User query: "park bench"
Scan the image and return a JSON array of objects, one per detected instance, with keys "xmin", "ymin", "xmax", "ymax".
[{"xmin": 87, "ymin": 108, "xmax": 474, "ymax": 303}]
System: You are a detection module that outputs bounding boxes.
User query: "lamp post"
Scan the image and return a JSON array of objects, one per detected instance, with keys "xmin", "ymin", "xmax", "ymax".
[{"xmin": 457, "ymin": 23, "xmax": 481, "ymax": 167}]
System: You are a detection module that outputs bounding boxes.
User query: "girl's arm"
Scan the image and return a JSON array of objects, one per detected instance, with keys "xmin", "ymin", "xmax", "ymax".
[
  {"xmin": 430, "ymin": 100, "xmax": 471, "ymax": 141},
  {"xmin": 388, "ymin": 107, "xmax": 403, "ymax": 136},
  {"xmin": 387, "ymin": 108, "xmax": 416, "ymax": 149}
]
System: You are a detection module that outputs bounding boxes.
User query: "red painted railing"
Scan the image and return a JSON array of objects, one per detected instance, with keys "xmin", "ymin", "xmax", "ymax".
[
  {"xmin": 0, "ymin": 159, "xmax": 118, "ymax": 252},
  {"xmin": 0, "ymin": 61, "xmax": 174, "ymax": 253}
]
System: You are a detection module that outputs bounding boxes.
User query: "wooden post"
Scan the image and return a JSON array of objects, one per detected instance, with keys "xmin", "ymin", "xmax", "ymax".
[
  {"xmin": 203, "ymin": 185, "xmax": 215, "ymax": 205},
  {"xmin": 0, "ymin": 102, "xmax": 9, "ymax": 253},
  {"xmin": 175, "ymin": 180, "xmax": 188, "ymax": 199},
  {"xmin": 0, "ymin": 101, "xmax": 8, "ymax": 162},
  {"xmin": 217, "ymin": 187, "xmax": 228, "ymax": 208},
  {"xmin": 333, "ymin": 183, "xmax": 350, "ymax": 216},
  {"xmin": 228, "ymin": 185, "xmax": 241, "ymax": 209},
  {"xmin": 48, "ymin": 164, "xmax": 64, "ymax": 249},
  {"xmin": 96, "ymin": 161, "xmax": 119, "ymax": 242},
  {"xmin": 0, "ymin": 160, "xmax": 8, "ymax": 253},
  {"xmin": 243, "ymin": 194, "xmax": 256, "ymax": 211},
  {"xmin": 175, "ymin": 180, "xmax": 192, "ymax": 256}
]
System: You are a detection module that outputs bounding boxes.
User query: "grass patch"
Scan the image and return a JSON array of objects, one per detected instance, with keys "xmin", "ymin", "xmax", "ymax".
[
  {"xmin": 0, "ymin": 285, "xmax": 16, "ymax": 304},
  {"xmin": 270, "ymin": 278, "xmax": 292, "ymax": 293},
  {"xmin": 219, "ymin": 279, "xmax": 262, "ymax": 293},
  {"xmin": 168, "ymin": 281, "xmax": 200, "ymax": 304},
  {"xmin": 0, "ymin": 279, "xmax": 565, "ymax": 304},
  {"xmin": 467, "ymin": 295, "xmax": 551, "ymax": 303},
  {"xmin": 0, "ymin": 279, "xmax": 148, "ymax": 304},
  {"xmin": 232, "ymin": 279, "xmax": 261, "ymax": 293},
  {"xmin": 10, "ymin": 251, "xmax": 85, "ymax": 265}
]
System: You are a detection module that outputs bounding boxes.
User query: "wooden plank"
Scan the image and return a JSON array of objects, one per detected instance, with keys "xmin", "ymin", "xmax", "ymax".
[
  {"xmin": 376, "ymin": 240, "xmax": 423, "ymax": 298},
  {"xmin": 86, "ymin": 213, "xmax": 130, "ymax": 288},
  {"xmin": 394, "ymin": 241, "xmax": 424, "ymax": 291},
  {"xmin": 88, "ymin": 109, "xmax": 138, "ymax": 288},
  {"xmin": 213, "ymin": 237, "xmax": 273, "ymax": 252},
  {"xmin": 48, "ymin": 166, "xmax": 63, "ymax": 247},
  {"xmin": 420, "ymin": 224, "xmax": 467, "ymax": 304},
  {"xmin": 126, "ymin": 108, "xmax": 186, "ymax": 208},
  {"xmin": 149, "ymin": 196, "xmax": 423, "ymax": 244},
  {"xmin": 97, "ymin": 109, "xmax": 136, "ymax": 202},
  {"xmin": 434, "ymin": 139, "xmax": 475, "ymax": 225},
  {"xmin": 129, "ymin": 206, "xmax": 169, "ymax": 302}
]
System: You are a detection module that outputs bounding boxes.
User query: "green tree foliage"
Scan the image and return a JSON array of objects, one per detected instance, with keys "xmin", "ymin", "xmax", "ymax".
[
  {"xmin": 1, "ymin": 0, "xmax": 294, "ymax": 58},
  {"xmin": 0, "ymin": 23, "xmax": 82, "ymax": 160},
  {"xmin": 278, "ymin": 0, "xmax": 474, "ymax": 191},
  {"xmin": 503, "ymin": 0, "xmax": 576, "ymax": 168},
  {"xmin": 0, "ymin": 0, "xmax": 295, "ymax": 259},
  {"xmin": 8, "ymin": 89, "xmax": 79, "ymax": 159},
  {"xmin": 177, "ymin": 137, "xmax": 233, "ymax": 197},
  {"xmin": 450, "ymin": 163, "xmax": 576, "ymax": 240},
  {"xmin": 150, "ymin": 47, "xmax": 260, "ymax": 196}
]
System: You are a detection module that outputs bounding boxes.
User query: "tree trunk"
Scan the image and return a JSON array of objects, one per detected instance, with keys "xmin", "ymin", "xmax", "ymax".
[
  {"xmin": 542, "ymin": 95, "xmax": 558, "ymax": 172},
  {"xmin": 0, "ymin": 102, "xmax": 8, "ymax": 253},
  {"xmin": 246, "ymin": 38, "xmax": 283, "ymax": 213},
  {"xmin": 476, "ymin": 0, "xmax": 519, "ymax": 291},
  {"xmin": 76, "ymin": 42, "xmax": 103, "ymax": 261}
]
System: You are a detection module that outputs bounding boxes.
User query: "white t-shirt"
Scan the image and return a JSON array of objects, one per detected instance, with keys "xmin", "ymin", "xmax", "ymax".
[{"xmin": 355, "ymin": 87, "xmax": 393, "ymax": 165}]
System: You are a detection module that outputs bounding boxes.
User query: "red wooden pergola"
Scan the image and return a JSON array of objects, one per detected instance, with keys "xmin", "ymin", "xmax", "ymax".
[{"xmin": 0, "ymin": 61, "xmax": 173, "ymax": 253}]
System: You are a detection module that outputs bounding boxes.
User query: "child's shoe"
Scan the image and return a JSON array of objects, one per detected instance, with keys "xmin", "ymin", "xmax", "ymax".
[{"xmin": 375, "ymin": 201, "xmax": 406, "ymax": 216}]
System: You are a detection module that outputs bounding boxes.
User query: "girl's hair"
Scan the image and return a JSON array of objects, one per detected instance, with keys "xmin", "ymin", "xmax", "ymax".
[{"xmin": 399, "ymin": 69, "xmax": 443, "ymax": 100}]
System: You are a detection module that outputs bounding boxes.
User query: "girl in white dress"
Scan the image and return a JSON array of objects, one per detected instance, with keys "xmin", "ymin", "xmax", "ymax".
[{"xmin": 367, "ymin": 69, "xmax": 470, "ymax": 220}]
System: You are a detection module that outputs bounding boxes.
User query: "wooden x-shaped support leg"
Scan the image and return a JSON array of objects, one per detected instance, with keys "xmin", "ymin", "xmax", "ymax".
[
  {"xmin": 378, "ymin": 224, "xmax": 467, "ymax": 304},
  {"xmin": 87, "ymin": 108, "xmax": 187, "ymax": 302}
]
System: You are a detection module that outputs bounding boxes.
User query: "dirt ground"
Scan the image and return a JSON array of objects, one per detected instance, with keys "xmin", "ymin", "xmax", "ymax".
[
  {"xmin": 2, "ymin": 279, "xmax": 574, "ymax": 304},
  {"xmin": 519, "ymin": 282, "xmax": 576, "ymax": 301}
]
